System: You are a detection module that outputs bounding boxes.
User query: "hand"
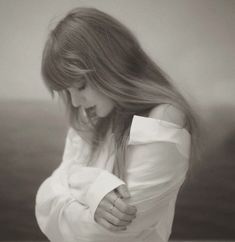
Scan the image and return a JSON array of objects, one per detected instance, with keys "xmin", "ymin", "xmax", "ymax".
[{"xmin": 94, "ymin": 185, "xmax": 137, "ymax": 232}]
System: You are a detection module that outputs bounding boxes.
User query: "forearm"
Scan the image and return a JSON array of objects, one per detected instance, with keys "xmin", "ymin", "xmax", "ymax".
[
  {"xmin": 121, "ymin": 142, "xmax": 189, "ymax": 233},
  {"xmin": 35, "ymin": 167, "xmax": 125, "ymax": 241}
]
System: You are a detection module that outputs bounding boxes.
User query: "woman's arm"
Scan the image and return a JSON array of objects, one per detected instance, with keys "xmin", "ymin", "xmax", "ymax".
[
  {"xmin": 35, "ymin": 128, "xmax": 134, "ymax": 241},
  {"xmin": 120, "ymin": 106, "xmax": 191, "ymax": 240},
  {"xmin": 35, "ymin": 165, "xmax": 129, "ymax": 241},
  {"xmin": 125, "ymin": 141, "xmax": 189, "ymax": 228}
]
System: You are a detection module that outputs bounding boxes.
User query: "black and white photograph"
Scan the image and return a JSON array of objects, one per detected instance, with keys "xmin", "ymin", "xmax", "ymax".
[{"xmin": 0, "ymin": 0, "xmax": 235, "ymax": 241}]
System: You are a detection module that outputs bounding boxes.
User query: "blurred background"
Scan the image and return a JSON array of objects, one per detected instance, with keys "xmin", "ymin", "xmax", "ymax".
[{"xmin": 0, "ymin": 0, "xmax": 234, "ymax": 241}]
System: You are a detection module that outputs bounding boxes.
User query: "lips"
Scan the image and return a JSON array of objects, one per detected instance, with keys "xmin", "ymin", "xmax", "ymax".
[{"xmin": 85, "ymin": 106, "xmax": 97, "ymax": 118}]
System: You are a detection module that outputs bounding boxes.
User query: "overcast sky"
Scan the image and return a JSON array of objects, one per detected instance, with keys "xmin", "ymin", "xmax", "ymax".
[{"xmin": 0, "ymin": 0, "xmax": 234, "ymax": 112}]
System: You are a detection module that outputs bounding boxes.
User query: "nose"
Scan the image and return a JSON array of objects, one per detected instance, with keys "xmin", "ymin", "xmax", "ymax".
[
  {"xmin": 71, "ymin": 95, "xmax": 80, "ymax": 107},
  {"xmin": 68, "ymin": 89, "xmax": 83, "ymax": 108}
]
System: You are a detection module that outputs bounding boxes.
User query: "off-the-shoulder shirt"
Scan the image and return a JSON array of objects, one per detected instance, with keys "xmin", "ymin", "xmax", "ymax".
[{"xmin": 35, "ymin": 114, "xmax": 191, "ymax": 242}]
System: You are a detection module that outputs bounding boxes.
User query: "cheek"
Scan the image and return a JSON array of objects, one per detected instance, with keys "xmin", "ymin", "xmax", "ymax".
[
  {"xmin": 97, "ymin": 96, "xmax": 114, "ymax": 114},
  {"xmin": 107, "ymin": 100, "xmax": 114, "ymax": 109},
  {"xmin": 88, "ymin": 87, "xmax": 114, "ymax": 112},
  {"xmin": 103, "ymin": 99, "xmax": 115, "ymax": 114}
]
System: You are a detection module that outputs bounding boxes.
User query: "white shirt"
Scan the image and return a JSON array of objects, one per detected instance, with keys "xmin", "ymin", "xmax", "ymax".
[{"xmin": 35, "ymin": 114, "xmax": 191, "ymax": 242}]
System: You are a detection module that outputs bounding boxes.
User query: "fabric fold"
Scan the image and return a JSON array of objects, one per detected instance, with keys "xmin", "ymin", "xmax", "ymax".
[
  {"xmin": 128, "ymin": 115, "xmax": 191, "ymax": 158},
  {"xmin": 86, "ymin": 170, "xmax": 125, "ymax": 221}
]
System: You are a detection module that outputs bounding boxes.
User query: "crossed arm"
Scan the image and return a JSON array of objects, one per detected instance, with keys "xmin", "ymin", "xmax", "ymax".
[
  {"xmin": 35, "ymin": 132, "xmax": 189, "ymax": 242},
  {"xmin": 35, "ymin": 129, "xmax": 137, "ymax": 241},
  {"xmin": 35, "ymin": 106, "xmax": 190, "ymax": 241}
]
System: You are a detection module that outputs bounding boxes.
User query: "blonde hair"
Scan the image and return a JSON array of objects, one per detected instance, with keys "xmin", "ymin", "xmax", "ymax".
[{"xmin": 42, "ymin": 7, "xmax": 201, "ymax": 180}]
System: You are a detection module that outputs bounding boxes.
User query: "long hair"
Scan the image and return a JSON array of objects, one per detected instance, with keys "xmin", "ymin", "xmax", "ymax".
[{"xmin": 41, "ymin": 7, "xmax": 201, "ymax": 180}]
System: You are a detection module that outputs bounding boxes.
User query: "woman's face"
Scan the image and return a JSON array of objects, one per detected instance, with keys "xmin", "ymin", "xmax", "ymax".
[{"xmin": 67, "ymin": 82, "xmax": 115, "ymax": 118}]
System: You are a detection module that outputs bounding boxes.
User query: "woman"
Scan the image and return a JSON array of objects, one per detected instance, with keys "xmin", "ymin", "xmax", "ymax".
[{"xmin": 35, "ymin": 7, "xmax": 199, "ymax": 242}]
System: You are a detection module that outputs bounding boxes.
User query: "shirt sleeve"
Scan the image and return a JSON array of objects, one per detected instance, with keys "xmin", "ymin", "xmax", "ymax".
[
  {"xmin": 123, "ymin": 116, "xmax": 191, "ymax": 240},
  {"xmin": 35, "ymin": 127, "xmax": 124, "ymax": 242}
]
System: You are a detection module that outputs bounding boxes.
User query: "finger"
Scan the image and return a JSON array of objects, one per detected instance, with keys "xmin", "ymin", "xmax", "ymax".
[
  {"xmin": 97, "ymin": 200, "xmax": 135, "ymax": 222},
  {"xmin": 116, "ymin": 185, "xmax": 130, "ymax": 199},
  {"xmin": 103, "ymin": 210, "xmax": 131, "ymax": 226},
  {"xmin": 114, "ymin": 197, "xmax": 137, "ymax": 215},
  {"xmin": 99, "ymin": 197, "xmax": 114, "ymax": 211},
  {"xmin": 110, "ymin": 206, "xmax": 136, "ymax": 222},
  {"xmin": 105, "ymin": 192, "xmax": 137, "ymax": 215},
  {"xmin": 105, "ymin": 191, "xmax": 120, "ymax": 204},
  {"xmin": 96, "ymin": 218, "xmax": 127, "ymax": 232}
]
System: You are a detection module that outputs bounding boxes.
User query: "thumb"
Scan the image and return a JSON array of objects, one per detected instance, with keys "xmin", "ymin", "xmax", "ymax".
[{"xmin": 117, "ymin": 184, "xmax": 131, "ymax": 199}]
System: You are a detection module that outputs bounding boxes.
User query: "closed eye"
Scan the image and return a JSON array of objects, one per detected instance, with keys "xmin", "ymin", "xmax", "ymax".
[{"xmin": 77, "ymin": 82, "xmax": 86, "ymax": 91}]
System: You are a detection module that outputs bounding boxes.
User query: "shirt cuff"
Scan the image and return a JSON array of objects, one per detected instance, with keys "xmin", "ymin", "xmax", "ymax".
[{"xmin": 86, "ymin": 170, "xmax": 125, "ymax": 221}]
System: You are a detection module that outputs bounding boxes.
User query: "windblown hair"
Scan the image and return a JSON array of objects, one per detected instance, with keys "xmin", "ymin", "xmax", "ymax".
[{"xmin": 41, "ymin": 7, "xmax": 200, "ymax": 180}]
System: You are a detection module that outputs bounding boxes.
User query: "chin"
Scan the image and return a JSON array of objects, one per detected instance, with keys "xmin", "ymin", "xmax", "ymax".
[
  {"xmin": 97, "ymin": 110, "xmax": 111, "ymax": 118},
  {"xmin": 97, "ymin": 113, "xmax": 107, "ymax": 118}
]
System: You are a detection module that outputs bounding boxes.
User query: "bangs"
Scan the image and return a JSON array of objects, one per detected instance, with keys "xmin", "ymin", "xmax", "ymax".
[{"xmin": 41, "ymin": 34, "xmax": 93, "ymax": 93}]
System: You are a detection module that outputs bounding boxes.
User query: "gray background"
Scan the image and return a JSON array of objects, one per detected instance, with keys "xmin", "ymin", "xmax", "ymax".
[{"xmin": 0, "ymin": 0, "xmax": 235, "ymax": 240}]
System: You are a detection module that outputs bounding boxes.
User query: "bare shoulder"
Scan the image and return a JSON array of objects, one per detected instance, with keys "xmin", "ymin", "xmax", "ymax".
[{"xmin": 149, "ymin": 104, "xmax": 186, "ymax": 127}]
